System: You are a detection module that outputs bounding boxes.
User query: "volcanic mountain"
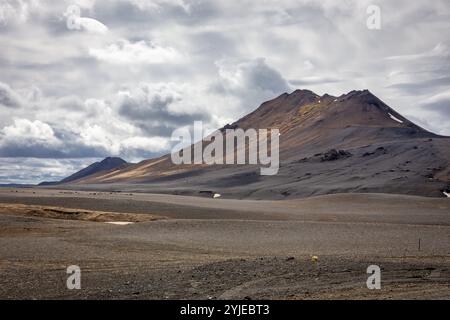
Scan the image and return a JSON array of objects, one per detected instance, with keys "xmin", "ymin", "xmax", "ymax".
[{"xmin": 66, "ymin": 90, "xmax": 450, "ymax": 199}]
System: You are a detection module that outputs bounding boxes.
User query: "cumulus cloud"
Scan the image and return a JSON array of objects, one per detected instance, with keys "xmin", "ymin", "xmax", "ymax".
[
  {"xmin": 0, "ymin": 82, "xmax": 207, "ymax": 161},
  {"xmin": 0, "ymin": 119, "xmax": 64, "ymax": 157},
  {"xmin": 89, "ymin": 40, "xmax": 182, "ymax": 64},
  {"xmin": 0, "ymin": 113, "xmax": 163, "ymax": 159},
  {"xmin": 2, "ymin": 119, "xmax": 58, "ymax": 144}
]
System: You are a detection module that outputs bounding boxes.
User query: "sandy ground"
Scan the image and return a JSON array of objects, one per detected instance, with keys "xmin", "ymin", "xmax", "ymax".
[{"xmin": 0, "ymin": 188, "xmax": 449, "ymax": 300}]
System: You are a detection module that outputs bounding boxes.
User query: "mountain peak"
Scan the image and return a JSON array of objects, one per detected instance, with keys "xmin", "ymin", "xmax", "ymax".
[
  {"xmin": 56, "ymin": 157, "xmax": 128, "ymax": 184},
  {"xmin": 100, "ymin": 157, "xmax": 127, "ymax": 165},
  {"xmin": 284, "ymin": 89, "xmax": 320, "ymax": 105},
  {"xmin": 289, "ymin": 89, "xmax": 319, "ymax": 97},
  {"xmin": 340, "ymin": 89, "xmax": 378, "ymax": 102}
]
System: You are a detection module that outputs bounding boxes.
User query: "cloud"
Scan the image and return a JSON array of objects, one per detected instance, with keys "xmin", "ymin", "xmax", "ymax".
[
  {"xmin": 128, "ymin": 0, "xmax": 191, "ymax": 12},
  {"xmin": 385, "ymin": 43, "xmax": 449, "ymax": 61},
  {"xmin": 89, "ymin": 40, "xmax": 182, "ymax": 64},
  {"xmin": 0, "ymin": 82, "xmax": 212, "ymax": 160},
  {"xmin": 386, "ymin": 77, "xmax": 450, "ymax": 95},
  {"xmin": 117, "ymin": 82, "xmax": 211, "ymax": 135},
  {"xmin": 384, "ymin": 42, "xmax": 450, "ymax": 96},
  {"xmin": 2, "ymin": 119, "xmax": 58, "ymax": 143},
  {"xmin": 213, "ymin": 58, "xmax": 291, "ymax": 114},
  {"xmin": 119, "ymin": 136, "xmax": 171, "ymax": 158},
  {"xmin": 71, "ymin": 0, "xmax": 97, "ymax": 11},
  {"xmin": 0, "ymin": 117, "xmax": 119, "ymax": 158},
  {"xmin": 289, "ymin": 77, "xmax": 342, "ymax": 86},
  {"xmin": 420, "ymin": 91, "xmax": 450, "ymax": 117},
  {"xmin": 0, "ymin": 82, "xmax": 24, "ymax": 108},
  {"xmin": 0, "ymin": 0, "xmax": 40, "ymax": 26},
  {"xmin": 216, "ymin": 58, "xmax": 290, "ymax": 94},
  {"xmin": 0, "ymin": 119, "xmax": 64, "ymax": 157}
]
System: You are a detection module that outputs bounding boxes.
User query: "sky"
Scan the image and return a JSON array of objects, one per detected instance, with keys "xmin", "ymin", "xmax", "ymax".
[{"xmin": 0, "ymin": 0, "xmax": 449, "ymax": 184}]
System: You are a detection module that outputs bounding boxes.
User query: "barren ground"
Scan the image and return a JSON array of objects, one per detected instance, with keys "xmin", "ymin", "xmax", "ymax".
[{"xmin": 0, "ymin": 188, "xmax": 449, "ymax": 300}]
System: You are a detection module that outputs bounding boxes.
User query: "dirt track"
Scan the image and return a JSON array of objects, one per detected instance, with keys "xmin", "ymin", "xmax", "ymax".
[{"xmin": 0, "ymin": 188, "xmax": 449, "ymax": 299}]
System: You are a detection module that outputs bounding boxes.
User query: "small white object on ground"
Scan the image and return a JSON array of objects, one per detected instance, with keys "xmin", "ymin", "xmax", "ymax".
[
  {"xmin": 213, "ymin": 193, "xmax": 222, "ymax": 199},
  {"xmin": 105, "ymin": 222, "xmax": 135, "ymax": 225},
  {"xmin": 443, "ymin": 191, "xmax": 450, "ymax": 198},
  {"xmin": 388, "ymin": 113, "xmax": 403, "ymax": 123}
]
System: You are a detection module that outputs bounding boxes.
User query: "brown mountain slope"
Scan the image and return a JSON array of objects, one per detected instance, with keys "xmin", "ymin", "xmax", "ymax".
[{"xmin": 70, "ymin": 89, "xmax": 450, "ymax": 199}]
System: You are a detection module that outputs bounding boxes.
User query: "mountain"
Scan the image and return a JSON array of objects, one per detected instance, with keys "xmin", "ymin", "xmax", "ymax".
[
  {"xmin": 71, "ymin": 90, "xmax": 450, "ymax": 199},
  {"xmin": 40, "ymin": 157, "xmax": 128, "ymax": 186},
  {"xmin": 61, "ymin": 157, "xmax": 128, "ymax": 184}
]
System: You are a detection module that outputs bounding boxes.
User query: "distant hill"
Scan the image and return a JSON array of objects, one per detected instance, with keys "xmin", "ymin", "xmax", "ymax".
[
  {"xmin": 39, "ymin": 157, "xmax": 128, "ymax": 186},
  {"xmin": 60, "ymin": 157, "xmax": 128, "ymax": 184},
  {"xmin": 38, "ymin": 181, "xmax": 60, "ymax": 186}
]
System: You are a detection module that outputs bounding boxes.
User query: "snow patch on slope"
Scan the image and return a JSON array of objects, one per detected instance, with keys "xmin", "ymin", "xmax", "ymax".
[
  {"xmin": 106, "ymin": 221, "xmax": 135, "ymax": 225},
  {"xmin": 389, "ymin": 113, "xmax": 403, "ymax": 123}
]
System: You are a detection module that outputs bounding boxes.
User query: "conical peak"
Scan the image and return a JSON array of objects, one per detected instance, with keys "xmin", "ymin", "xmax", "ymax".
[{"xmin": 282, "ymin": 89, "xmax": 320, "ymax": 106}]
